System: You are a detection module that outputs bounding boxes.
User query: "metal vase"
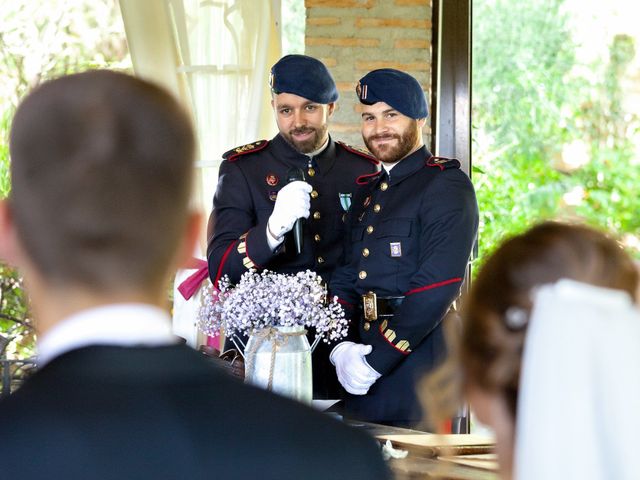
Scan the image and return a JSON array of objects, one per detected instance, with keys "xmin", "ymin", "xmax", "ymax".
[{"xmin": 244, "ymin": 325, "xmax": 312, "ymax": 404}]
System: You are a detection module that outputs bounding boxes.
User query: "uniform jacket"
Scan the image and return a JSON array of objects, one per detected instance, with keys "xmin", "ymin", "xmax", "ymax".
[
  {"xmin": 206, "ymin": 134, "xmax": 378, "ymax": 399},
  {"xmin": 0, "ymin": 343, "xmax": 390, "ymax": 480},
  {"xmin": 330, "ymin": 145, "xmax": 479, "ymax": 425},
  {"xmin": 207, "ymin": 133, "xmax": 378, "ymax": 288}
]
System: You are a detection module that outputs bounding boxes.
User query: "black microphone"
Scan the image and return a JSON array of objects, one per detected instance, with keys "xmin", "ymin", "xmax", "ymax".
[{"xmin": 286, "ymin": 167, "xmax": 306, "ymax": 255}]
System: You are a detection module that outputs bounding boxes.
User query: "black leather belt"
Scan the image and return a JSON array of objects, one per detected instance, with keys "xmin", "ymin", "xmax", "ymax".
[{"xmin": 359, "ymin": 291, "xmax": 404, "ymax": 321}]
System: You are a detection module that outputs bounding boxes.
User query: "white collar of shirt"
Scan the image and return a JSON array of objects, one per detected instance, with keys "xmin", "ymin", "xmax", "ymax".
[
  {"xmin": 382, "ymin": 144, "xmax": 425, "ymax": 173},
  {"xmin": 382, "ymin": 162, "xmax": 397, "ymax": 173},
  {"xmin": 37, "ymin": 303, "xmax": 178, "ymax": 367},
  {"xmin": 306, "ymin": 138, "xmax": 329, "ymax": 158}
]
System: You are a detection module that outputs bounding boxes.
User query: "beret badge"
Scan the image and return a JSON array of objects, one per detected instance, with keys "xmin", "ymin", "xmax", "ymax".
[{"xmin": 356, "ymin": 81, "xmax": 368, "ymax": 100}]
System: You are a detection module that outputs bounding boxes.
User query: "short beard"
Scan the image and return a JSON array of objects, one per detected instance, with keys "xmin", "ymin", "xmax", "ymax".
[
  {"xmin": 364, "ymin": 122, "xmax": 419, "ymax": 164},
  {"xmin": 282, "ymin": 123, "xmax": 329, "ymax": 154}
]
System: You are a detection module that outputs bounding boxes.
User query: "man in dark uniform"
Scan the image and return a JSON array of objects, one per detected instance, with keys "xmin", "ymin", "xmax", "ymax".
[
  {"xmin": 207, "ymin": 54, "xmax": 378, "ymax": 398},
  {"xmin": 329, "ymin": 69, "xmax": 479, "ymax": 427}
]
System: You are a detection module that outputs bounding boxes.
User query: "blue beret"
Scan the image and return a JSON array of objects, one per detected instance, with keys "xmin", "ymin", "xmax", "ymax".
[
  {"xmin": 356, "ymin": 69, "xmax": 428, "ymax": 119},
  {"xmin": 269, "ymin": 55, "xmax": 338, "ymax": 104}
]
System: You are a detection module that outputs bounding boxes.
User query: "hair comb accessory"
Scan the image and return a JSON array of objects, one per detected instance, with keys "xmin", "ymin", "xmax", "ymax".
[{"xmin": 504, "ymin": 306, "xmax": 528, "ymax": 330}]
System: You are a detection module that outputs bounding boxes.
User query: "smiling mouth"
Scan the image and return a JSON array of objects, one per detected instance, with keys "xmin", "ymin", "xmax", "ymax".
[
  {"xmin": 292, "ymin": 129, "xmax": 314, "ymax": 139},
  {"xmin": 372, "ymin": 136, "xmax": 398, "ymax": 145}
]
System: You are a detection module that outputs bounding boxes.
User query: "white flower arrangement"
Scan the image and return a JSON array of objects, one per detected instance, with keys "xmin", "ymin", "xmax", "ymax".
[{"xmin": 197, "ymin": 269, "xmax": 348, "ymax": 352}]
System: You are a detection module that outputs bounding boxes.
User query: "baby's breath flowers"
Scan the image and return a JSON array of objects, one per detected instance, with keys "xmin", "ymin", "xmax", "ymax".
[{"xmin": 197, "ymin": 270, "xmax": 348, "ymax": 351}]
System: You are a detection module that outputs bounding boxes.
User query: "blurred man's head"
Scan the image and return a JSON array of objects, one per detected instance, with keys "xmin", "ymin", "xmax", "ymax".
[
  {"xmin": 6, "ymin": 70, "xmax": 197, "ymax": 296},
  {"xmin": 356, "ymin": 69, "xmax": 428, "ymax": 165},
  {"xmin": 270, "ymin": 55, "xmax": 337, "ymax": 153}
]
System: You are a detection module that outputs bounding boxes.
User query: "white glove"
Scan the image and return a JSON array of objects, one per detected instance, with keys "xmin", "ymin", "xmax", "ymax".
[
  {"xmin": 266, "ymin": 181, "xmax": 312, "ymax": 249},
  {"xmin": 330, "ymin": 341, "xmax": 381, "ymax": 395}
]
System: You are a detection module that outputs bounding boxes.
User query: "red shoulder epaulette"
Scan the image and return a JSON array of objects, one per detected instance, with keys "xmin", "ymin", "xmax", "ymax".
[
  {"xmin": 356, "ymin": 171, "xmax": 382, "ymax": 185},
  {"xmin": 426, "ymin": 156, "xmax": 461, "ymax": 171},
  {"xmin": 336, "ymin": 141, "xmax": 379, "ymax": 166},
  {"xmin": 223, "ymin": 140, "xmax": 269, "ymax": 162}
]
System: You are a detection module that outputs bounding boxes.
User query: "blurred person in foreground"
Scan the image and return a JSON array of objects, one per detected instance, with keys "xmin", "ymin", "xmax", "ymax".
[
  {"xmin": 329, "ymin": 68, "xmax": 478, "ymax": 427},
  {"xmin": 460, "ymin": 221, "xmax": 640, "ymax": 480},
  {"xmin": 0, "ymin": 70, "xmax": 389, "ymax": 480}
]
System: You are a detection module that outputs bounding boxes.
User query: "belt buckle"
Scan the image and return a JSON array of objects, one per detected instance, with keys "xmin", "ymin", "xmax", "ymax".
[{"xmin": 362, "ymin": 291, "xmax": 378, "ymax": 321}]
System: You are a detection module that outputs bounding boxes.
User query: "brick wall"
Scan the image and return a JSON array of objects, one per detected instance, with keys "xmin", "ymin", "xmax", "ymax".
[{"xmin": 305, "ymin": 0, "xmax": 432, "ymax": 148}]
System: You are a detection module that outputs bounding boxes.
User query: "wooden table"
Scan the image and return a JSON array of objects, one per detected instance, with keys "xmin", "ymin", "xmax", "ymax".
[{"xmin": 346, "ymin": 421, "xmax": 499, "ymax": 480}]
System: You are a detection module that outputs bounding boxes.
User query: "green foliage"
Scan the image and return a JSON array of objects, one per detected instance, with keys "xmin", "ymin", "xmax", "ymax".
[
  {"xmin": 473, "ymin": 0, "xmax": 640, "ymax": 263},
  {"xmin": 0, "ymin": 0, "xmax": 130, "ymax": 111},
  {"xmin": 473, "ymin": 0, "xmax": 576, "ymax": 159},
  {"xmin": 0, "ymin": 265, "xmax": 33, "ymax": 360},
  {"xmin": 282, "ymin": 0, "xmax": 305, "ymax": 55},
  {"xmin": 0, "ymin": 110, "xmax": 11, "ymax": 199}
]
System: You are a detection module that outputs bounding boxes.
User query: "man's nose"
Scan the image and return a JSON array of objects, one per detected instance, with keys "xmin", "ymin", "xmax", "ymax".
[
  {"xmin": 293, "ymin": 110, "xmax": 306, "ymax": 128},
  {"xmin": 373, "ymin": 119, "xmax": 389, "ymax": 135}
]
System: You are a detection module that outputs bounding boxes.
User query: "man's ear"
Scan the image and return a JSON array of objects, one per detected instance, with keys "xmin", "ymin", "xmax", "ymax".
[
  {"xmin": 175, "ymin": 210, "xmax": 204, "ymax": 269},
  {"xmin": 327, "ymin": 102, "xmax": 336, "ymax": 117},
  {"xmin": 0, "ymin": 200, "xmax": 22, "ymax": 266}
]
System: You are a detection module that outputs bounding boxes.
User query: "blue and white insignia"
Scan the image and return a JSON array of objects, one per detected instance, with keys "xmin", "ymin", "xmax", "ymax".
[
  {"xmin": 390, "ymin": 242, "xmax": 402, "ymax": 257},
  {"xmin": 269, "ymin": 191, "xmax": 278, "ymax": 202},
  {"xmin": 339, "ymin": 192, "xmax": 352, "ymax": 211}
]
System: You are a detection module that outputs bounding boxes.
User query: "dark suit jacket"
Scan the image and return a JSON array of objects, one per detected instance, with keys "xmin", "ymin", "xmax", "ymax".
[{"xmin": 0, "ymin": 344, "xmax": 390, "ymax": 480}]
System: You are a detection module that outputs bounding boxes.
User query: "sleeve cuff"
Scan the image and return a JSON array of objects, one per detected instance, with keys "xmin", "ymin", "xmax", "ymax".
[{"xmin": 265, "ymin": 224, "xmax": 284, "ymax": 251}]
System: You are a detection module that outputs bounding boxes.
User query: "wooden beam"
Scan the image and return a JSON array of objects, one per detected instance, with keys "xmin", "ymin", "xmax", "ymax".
[{"xmin": 432, "ymin": 0, "xmax": 471, "ymax": 176}]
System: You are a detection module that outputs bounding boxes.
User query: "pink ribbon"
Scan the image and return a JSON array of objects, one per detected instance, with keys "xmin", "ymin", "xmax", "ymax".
[{"xmin": 177, "ymin": 258, "xmax": 209, "ymax": 300}]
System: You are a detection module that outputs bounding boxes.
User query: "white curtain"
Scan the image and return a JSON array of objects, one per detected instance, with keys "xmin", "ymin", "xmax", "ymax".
[
  {"xmin": 119, "ymin": 0, "xmax": 282, "ymax": 346},
  {"xmin": 174, "ymin": 0, "xmax": 281, "ymax": 212}
]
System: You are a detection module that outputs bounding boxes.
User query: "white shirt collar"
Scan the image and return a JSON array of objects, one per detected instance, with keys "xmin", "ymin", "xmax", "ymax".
[
  {"xmin": 37, "ymin": 303, "xmax": 178, "ymax": 366},
  {"xmin": 382, "ymin": 162, "xmax": 397, "ymax": 173}
]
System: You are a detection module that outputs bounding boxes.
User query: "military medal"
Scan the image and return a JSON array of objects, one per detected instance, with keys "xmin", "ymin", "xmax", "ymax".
[
  {"xmin": 363, "ymin": 196, "xmax": 371, "ymax": 207},
  {"xmin": 390, "ymin": 242, "xmax": 402, "ymax": 257},
  {"xmin": 265, "ymin": 174, "xmax": 279, "ymax": 186},
  {"xmin": 339, "ymin": 193, "xmax": 352, "ymax": 211},
  {"xmin": 269, "ymin": 191, "xmax": 278, "ymax": 202}
]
